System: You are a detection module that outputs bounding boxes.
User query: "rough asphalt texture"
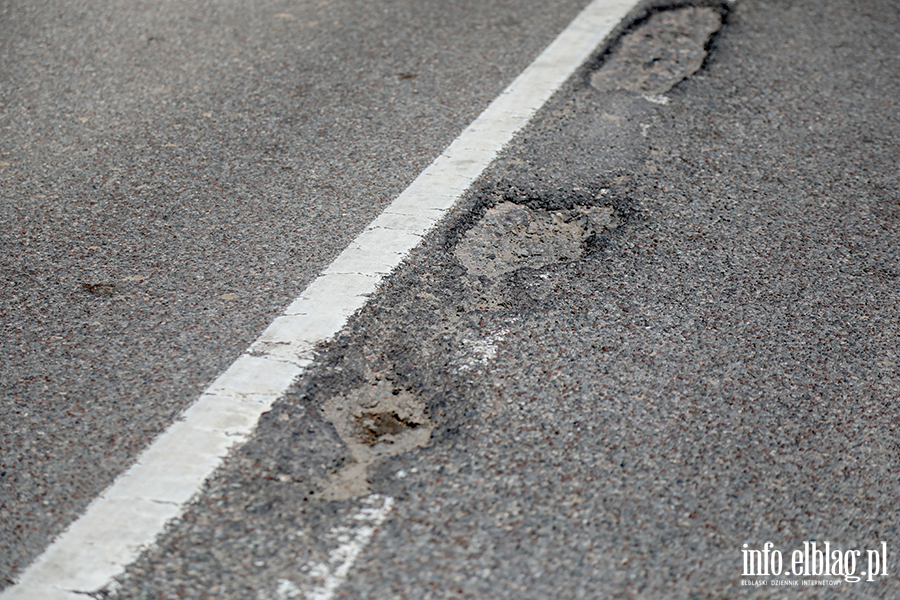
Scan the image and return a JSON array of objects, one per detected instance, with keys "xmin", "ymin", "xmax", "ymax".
[
  {"xmin": 89, "ymin": 0, "xmax": 900, "ymax": 598},
  {"xmin": 0, "ymin": 0, "xmax": 602, "ymax": 583},
  {"xmin": 6, "ymin": 0, "xmax": 900, "ymax": 597}
]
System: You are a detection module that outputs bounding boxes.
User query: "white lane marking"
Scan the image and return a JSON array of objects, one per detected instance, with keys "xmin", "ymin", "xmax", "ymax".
[
  {"xmin": 642, "ymin": 93, "xmax": 671, "ymax": 105},
  {"xmin": 0, "ymin": 1, "xmax": 641, "ymax": 598},
  {"xmin": 457, "ymin": 331, "xmax": 508, "ymax": 371},
  {"xmin": 259, "ymin": 495, "xmax": 395, "ymax": 600},
  {"xmin": 454, "ymin": 321, "xmax": 518, "ymax": 373}
]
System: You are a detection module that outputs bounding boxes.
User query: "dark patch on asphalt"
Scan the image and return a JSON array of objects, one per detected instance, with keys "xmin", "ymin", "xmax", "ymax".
[
  {"xmin": 357, "ymin": 411, "xmax": 421, "ymax": 445},
  {"xmin": 80, "ymin": 282, "xmax": 122, "ymax": 297}
]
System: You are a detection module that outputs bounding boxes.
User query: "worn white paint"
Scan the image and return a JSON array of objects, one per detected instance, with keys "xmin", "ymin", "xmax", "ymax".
[
  {"xmin": 0, "ymin": 1, "xmax": 641, "ymax": 598},
  {"xmin": 258, "ymin": 495, "xmax": 395, "ymax": 600},
  {"xmin": 303, "ymin": 495, "xmax": 395, "ymax": 600},
  {"xmin": 642, "ymin": 93, "xmax": 671, "ymax": 105},
  {"xmin": 456, "ymin": 326, "xmax": 514, "ymax": 372}
]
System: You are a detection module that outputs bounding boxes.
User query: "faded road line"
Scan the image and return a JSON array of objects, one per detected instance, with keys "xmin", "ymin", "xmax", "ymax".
[
  {"xmin": 0, "ymin": 1, "xmax": 641, "ymax": 598},
  {"xmin": 257, "ymin": 495, "xmax": 395, "ymax": 600}
]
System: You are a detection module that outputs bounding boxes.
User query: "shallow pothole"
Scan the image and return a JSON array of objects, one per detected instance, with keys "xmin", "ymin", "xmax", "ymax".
[
  {"xmin": 320, "ymin": 380, "xmax": 433, "ymax": 500},
  {"xmin": 454, "ymin": 201, "xmax": 617, "ymax": 278},
  {"xmin": 590, "ymin": 6, "xmax": 723, "ymax": 95}
]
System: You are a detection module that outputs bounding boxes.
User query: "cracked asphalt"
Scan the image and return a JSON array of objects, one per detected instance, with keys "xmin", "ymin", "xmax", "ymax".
[{"xmin": 5, "ymin": 0, "xmax": 900, "ymax": 598}]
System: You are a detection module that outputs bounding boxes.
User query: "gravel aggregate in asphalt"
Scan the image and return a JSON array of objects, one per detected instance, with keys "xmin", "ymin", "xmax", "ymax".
[
  {"xmin": 98, "ymin": 0, "xmax": 900, "ymax": 598},
  {"xmin": 0, "ymin": 0, "xmax": 603, "ymax": 584},
  {"xmin": 7, "ymin": 0, "xmax": 900, "ymax": 597},
  {"xmin": 590, "ymin": 6, "xmax": 723, "ymax": 95}
]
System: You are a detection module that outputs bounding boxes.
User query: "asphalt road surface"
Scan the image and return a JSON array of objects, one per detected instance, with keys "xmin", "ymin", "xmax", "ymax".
[
  {"xmin": 0, "ymin": 0, "xmax": 609, "ymax": 586},
  {"xmin": 4, "ymin": 0, "xmax": 900, "ymax": 598}
]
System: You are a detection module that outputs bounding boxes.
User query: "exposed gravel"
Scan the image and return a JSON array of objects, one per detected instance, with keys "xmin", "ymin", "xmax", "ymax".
[
  {"xmin": 0, "ymin": 0, "xmax": 602, "ymax": 585},
  {"xmin": 9, "ymin": 0, "xmax": 900, "ymax": 597}
]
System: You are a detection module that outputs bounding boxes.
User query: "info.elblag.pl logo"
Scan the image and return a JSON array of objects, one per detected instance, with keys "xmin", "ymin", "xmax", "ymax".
[{"xmin": 741, "ymin": 542, "xmax": 889, "ymax": 585}]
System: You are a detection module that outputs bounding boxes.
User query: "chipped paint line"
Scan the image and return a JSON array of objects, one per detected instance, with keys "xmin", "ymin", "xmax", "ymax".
[
  {"xmin": 0, "ymin": 1, "xmax": 642, "ymax": 598},
  {"xmin": 261, "ymin": 495, "xmax": 395, "ymax": 600},
  {"xmin": 302, "ymin": 495, "xmax": 395, "ymax": 600},
  {"xmin": 455, "ymin": 323, "xmax": 517, "ymax": 373},
  {"xmin": 642, "ymin": 93, "xmax": 670, "ymax": 105}
]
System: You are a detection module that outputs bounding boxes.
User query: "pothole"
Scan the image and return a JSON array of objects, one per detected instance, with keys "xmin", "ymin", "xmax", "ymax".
[
  {"xmin": 454, "ymin": 201, "xmax": 617, "ymax": 278},
  {"xmin": 590, "ymin": 6, "xmax": 723, "ymax": 95},
  {"xmin": 320, "ymin": 380, "xmax": 433, "ymax": 501}
]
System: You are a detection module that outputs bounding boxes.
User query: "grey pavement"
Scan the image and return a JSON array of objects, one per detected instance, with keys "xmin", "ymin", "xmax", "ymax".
[
  {"xmin": 6, "ymin": 0, "xmax": 900, "ymax": 598},
  {"xmin": 0, "ymin": 0, "xmax": 604, "ymax": 586}
]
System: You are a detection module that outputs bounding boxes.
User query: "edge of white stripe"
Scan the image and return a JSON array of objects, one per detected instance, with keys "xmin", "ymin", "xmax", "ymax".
[{"xmin": 1, "ymin": 1, "xmax": 640, "ymax": 598}]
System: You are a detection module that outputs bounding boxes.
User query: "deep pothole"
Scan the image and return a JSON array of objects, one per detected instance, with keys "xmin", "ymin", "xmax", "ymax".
[{"xmin": 590, "ymin": 6, "xmax": 724, "ymax": 96}]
